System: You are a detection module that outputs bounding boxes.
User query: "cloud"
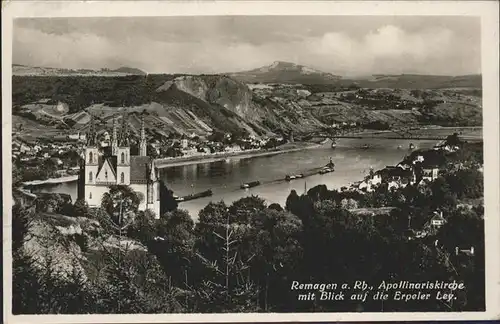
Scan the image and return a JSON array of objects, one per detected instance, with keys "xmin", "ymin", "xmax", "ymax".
[{"xmin": 13, "ymin": 17, "xmax": 481, "ymax": 76}]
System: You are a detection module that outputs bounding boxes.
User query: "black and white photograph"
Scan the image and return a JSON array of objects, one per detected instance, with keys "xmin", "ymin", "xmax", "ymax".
[{"xmin": 3, "ymin": 1, "xmax": 499, "ymax": 322}]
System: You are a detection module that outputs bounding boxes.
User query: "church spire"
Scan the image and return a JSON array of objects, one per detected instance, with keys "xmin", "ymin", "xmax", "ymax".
[
  {"xmin": 118, "ymin": 110, "xmax": 130, "ymax": 147},
  {"xmin": 86, "ymin": 116, "xmax": 97, "ymax": 147},
  {"xmin": 139, "ymin": 113, "xmax": 147, "ymax": 156},
  {"xmin": 111, "ymin": 115, "xmax": 118, "ymax": 155}
]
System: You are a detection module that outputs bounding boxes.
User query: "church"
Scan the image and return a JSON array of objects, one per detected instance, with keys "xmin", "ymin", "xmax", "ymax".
[{"xmin": 77, "ymin": 113, "xmax": 161, "ymax": 219}]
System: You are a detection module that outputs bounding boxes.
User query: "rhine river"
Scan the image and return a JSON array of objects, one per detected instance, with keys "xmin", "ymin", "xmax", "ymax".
[{"xmin": 34, "ymin": 138, "xmax": 439, "ymax": 221}]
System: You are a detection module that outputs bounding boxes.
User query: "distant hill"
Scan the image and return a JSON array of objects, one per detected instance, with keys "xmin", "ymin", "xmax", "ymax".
[
  {"xmin": 111, "ymin": 67, "xmax": 147, "ymax": 75},
  {"xmin": 12, "ymin": 64, "xmax": 146, "ymax": 77},
  {"xmin": 352, "ymin": 74, "xmax": 482, "ymax": 90},
  {"xmin": 229, "ymin": 61, "xmax": 342, "ymax": 85},
  {"xmin": 229, "ymin": 62, "xmax": 481, "ymax": 89}
]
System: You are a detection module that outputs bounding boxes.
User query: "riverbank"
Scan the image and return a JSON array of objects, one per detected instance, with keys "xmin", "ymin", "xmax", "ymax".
[
  {"xmin": 23, "ymin": 175, "xmax": 79, "ymax": 186},
  {"xmin": 154, "ymin": 142, "xmax": 322, "ymax": 169}
]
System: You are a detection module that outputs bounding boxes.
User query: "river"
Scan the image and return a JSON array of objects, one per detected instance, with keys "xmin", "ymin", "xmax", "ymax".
[{"xmin": 32, "ymin": 138, "xmax": 439, "ymax": 221}]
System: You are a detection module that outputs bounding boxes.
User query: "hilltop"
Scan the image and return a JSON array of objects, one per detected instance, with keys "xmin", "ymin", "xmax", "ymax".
[
  {"xmin": 230, "ymin": 61, "xmax": 341, "ymax": 85},
  {"xmin": 229, "ymin": 61, "xmax": 481, "ymax": 89}
]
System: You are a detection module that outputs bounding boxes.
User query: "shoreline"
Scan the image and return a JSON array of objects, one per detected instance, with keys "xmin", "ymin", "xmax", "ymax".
[
  {"xmin": 154, "ymin": 142, "xmax": 322, "ymax": 169},
  {"xmin": 20, "ymin": 143, "xmax": 323, "ymax": 186},
  {"xmin": 22, "ymin": 174, "xmax": 79, "ymax": 186}
]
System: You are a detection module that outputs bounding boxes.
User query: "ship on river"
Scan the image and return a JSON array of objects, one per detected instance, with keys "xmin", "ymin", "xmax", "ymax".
[
  {"xmin": 241, "ymin": 180, "xmax": 261, "ymax": 189},
  {"xmin": 174, "ymin": 189, "xmax": 213, "ymax": 202},
  {"xmin": 285, "ymin": 173, "xmax": 304, "ymax": 181}
]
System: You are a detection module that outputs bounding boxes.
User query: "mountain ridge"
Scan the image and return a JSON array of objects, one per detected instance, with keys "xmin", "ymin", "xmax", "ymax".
[
  {"xmin": 12, "ymin": 64, "xmax": 147, "ymax": 76},
  {"xmin": 229, "ymin": 61, "xmax": 342, "ymax": 85}
]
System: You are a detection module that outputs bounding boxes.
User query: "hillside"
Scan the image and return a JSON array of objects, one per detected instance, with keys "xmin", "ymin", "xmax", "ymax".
[
  {"xmin": 12, "ymin": 64, "xmax": 147, "ymax": 77},
  {"xmin": 11, "ymin": 71, "xmax": 482, "ymax": 141},
  {"xmin": 354, "ymin": 74, "xmax": 482, "ymax": 90}
]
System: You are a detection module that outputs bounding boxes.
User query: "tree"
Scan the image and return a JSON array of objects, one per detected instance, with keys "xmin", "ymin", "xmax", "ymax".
[
  {"xmin": 268, "ymin": 203, "xmax": 283, "ymax": 212},
  {"xmin": 127, "ymin": 209, "xmax": 157, "ymax": 243},
  {"xmin": 73, "ymin": 198, "xmax": 90, "ymax": 217},
  {"xmin": 101, "ymin": 185, "xmax": 142, "ymax": 225},
  {"xmin": 151, "ymin": 209, "xmax": 196, "ymax": 287},
  {"xmin": 159, "ymin": 180, "xmax": 178, "ymax": 214},
  {"xmin": 249, "ymin": 208, "xmax": 303, "ymax": 311},
  {"xmin": 194, "ymin": 209, "xmax": 260, "ymax": 313}
]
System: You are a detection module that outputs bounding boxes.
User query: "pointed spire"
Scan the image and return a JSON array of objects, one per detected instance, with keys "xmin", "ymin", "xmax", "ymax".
[
  {"xmin": 87, "ymin": 115, "xmax": 97, "ymax": 146},
  {"xmin": 140, "ymin": 114, "xmax": 145, "ymax": 140},
  {"xmin": 139, "ymin": 113, "xmax": 147, "ymax": 156},
  {"xmin": 118, "ymin": 109, "xmax": 130, "ymax": 147},
  {"xmin": 111, "ymin": 115, "xmax": 118, "ymax": 155}
]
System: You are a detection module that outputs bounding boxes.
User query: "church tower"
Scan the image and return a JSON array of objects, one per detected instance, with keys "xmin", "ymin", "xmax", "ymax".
[
  {"xmin": 139, "ymin": 114, "xmax": 147, "ymax": 156},
  {"xmin": 84, "ymin": 117, "xmax": 99, "ymax": 203},
  {"xmin": 116, "ymin": 112, "xmax": 131, "ymax": 185},
  {"xmin": 111, "ymin": 116, "xmax": 118, "ymax": 156}
]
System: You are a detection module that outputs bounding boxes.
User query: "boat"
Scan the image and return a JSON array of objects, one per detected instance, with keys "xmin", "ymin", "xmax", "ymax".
[
  {"xmin": 331, "ymin": 139, "xmax": 337, "ymax": 149},
  {"xmin": 326, "ymin": 157, "xmax": 335, "ymax": 169},
  {"xmin": 409, "ymin": 143, "xmax": 416, "ymax": 150},
  {"xmin": 175, "ymin": 189, "xmax": 213, "ymax": 202},
  {"xmin": 319, "ymin": 167, "xmax": 334, "ymax": 174},
  {"xmin": 285, "ymin": 173, "xmax": 304, "ymax": 181},
  {"xmin": 241, "ymin": 181, "xmax": 261, "ymax": 189},
  {"xmin": 362, "ymin": 144, "xmax": 370, "ymax": 149}
]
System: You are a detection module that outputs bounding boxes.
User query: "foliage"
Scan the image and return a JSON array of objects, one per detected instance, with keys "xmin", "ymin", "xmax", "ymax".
[
  {"xmin": 159, "ymin": 180, "xmax": 178, "ymax": 214},
  {"xmin": 101, "ymin": 185, "xmax": 142, "ymax": 225},
  {"xmin": 12, "ymin": 142, "xmax": 484, "ymax": 313}
]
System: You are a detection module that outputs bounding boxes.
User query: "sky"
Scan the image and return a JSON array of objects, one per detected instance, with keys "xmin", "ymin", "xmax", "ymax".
[{"xmin": 13, "ymin": 16, "xmax": 481, "ymax": 76}]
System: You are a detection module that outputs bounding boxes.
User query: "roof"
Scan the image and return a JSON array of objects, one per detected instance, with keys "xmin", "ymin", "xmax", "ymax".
[
  {"xmin": 130, "ymin": 156, "xmax": 152, "ymax": 182},
  {"xmin": 422, "ymin": 164, "xmax": 440, "ymax": 169},
  {"xmin": 431, "ymin": 212, "xmax": 445, "ymax": 221},
  {"xmin": 379, "ymin": 166, "xmax": 414, "ymax": 180}
]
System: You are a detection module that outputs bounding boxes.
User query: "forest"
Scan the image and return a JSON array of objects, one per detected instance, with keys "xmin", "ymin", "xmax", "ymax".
[{"xmin": 12, "ymin": 141, "xmax": 484, "ymax": 314}]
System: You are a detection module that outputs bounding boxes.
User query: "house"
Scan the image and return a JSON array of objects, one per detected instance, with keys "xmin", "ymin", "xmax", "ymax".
[
  {"xmin": 397, "ymin": 162, "xmax": 412, "ymax": 170},
  {"xmin": 69, "ymin": 132, "xmax": 88, "ymax": 141},
  {"xmin": 358, "ymin": 172, "xmax": 383, "ymax": 192},
  {"xmin": 421, "ymin": 165, "xmax": 440, "ymax": 182},
  {"xmin": 225, "ymin": 144, "xmax": 242, "ymax": 153},
  {"xmin": 180, "ymin": 138, "xmax": 189, "ymax": 149},
  {"xmin": 380, "ymin": 166, "xmax": 416, "ymax": 185},
  {"xmin": 413, "ymin": 155, "xmax": 425, "ymax": 164},
  {"xmin": 430, "ymin": 211, "xmax": 446, "ymax": 228},
  {"xmin": 20, "ymin": 143, "xmax": 31, "ymax": 153}
]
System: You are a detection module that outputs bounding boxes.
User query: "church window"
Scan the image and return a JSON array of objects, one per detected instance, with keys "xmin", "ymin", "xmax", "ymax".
[
  {"xmin": 89, "ymin": 192, "xmax": 92, "ymax": 199},
  {"xmin": 121, "ymin": 152, "xmax": 125, "ymax": 164},
  {"xmin": 147, "ymin": 183, "xmax": 153, "ymax": 204},
  {"xmin": 105, "ymin": 170, "xmax": 108, "ymax": 180},
  {"xmin": 120, "ymin": 172, "xmax": 125, "ymax": 183},
  {"xmin": 89, "ymin": 152, "xmax": 93, "ymax": 164},
  {"xmin": 89, "ymin": 171, "xmax": 93, "ymax": 182}
]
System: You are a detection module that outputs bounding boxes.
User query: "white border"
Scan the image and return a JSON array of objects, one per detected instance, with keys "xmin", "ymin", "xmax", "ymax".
[{"xmin": 2, "ymin": 1, "xmax": 499, "ymax": 323}]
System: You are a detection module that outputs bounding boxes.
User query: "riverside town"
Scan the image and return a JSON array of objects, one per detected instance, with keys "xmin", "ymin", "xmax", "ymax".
[{"xmin": 9, "ymin": 14, "xmax": 487, "ymax": 315}]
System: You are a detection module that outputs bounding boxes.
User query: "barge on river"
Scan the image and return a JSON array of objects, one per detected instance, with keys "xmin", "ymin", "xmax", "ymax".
[
  {"xmin": 241, "ymin": 181, "xmax": 261, "ymax": 189},
  {"xmin": 285, "ymin": 174, "xmax": 304, "ymax": 181},
  {"xmin": 174, "ymin": 189, "xmax": 213, "ymax": 202}
]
